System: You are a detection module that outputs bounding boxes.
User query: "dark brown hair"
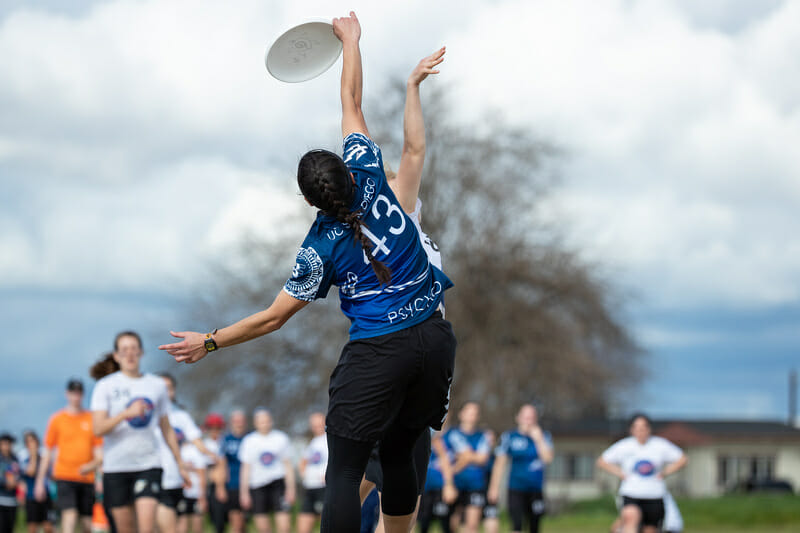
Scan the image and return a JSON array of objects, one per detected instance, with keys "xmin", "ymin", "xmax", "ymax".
[
  {"xmin": 90, "ymin": 352, "xmax": 119, "ymax": 380},
  {"xmin": 297, "ymin": 149, "xmax": 392, "ymax": 284}
]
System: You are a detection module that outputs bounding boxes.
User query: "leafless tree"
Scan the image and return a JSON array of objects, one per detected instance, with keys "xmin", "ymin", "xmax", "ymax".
[{"xmin": 166, "ymin": 81, "xmax": 643, "ymax": 432}]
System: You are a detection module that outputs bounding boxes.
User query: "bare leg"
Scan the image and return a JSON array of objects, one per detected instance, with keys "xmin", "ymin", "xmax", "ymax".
[
  {"xmin": 253, "ymin": 513, "xmax": 272, "ymax": 533},
  {"xmin": 229, "ymin": 509, "xmax": 246, "ymax": 533},
  {"xmin": 111, "ymin": 506, "xmax": 136, "ymax": 533},
  {"xmin": 134, "ymin": 497, "xmax": 159, "ymax": 533},
  {"xmin": 461, "ymin": 505, "xmax": 483, "ymax": 533},
  {"xmin": 274, "ymin": 511, "xmax": 291, "ymax": 533},
  {"xmin": 61, "ymin": 509, "xmax": 79, "ymax": 533},
  {"xmin": 156, "ymin": 504, "xmax": 177, "ymax": 533},
  {"xmin": 79, "ymin": 515, "xmax": 93, "ymax": 533},
  {"xmin": 619, "ymin": 505, "xmax": 642, "ymax": 533},
  {"xmin": 296, "ymin": 513, "xmax": 318, "ymax": 533}
]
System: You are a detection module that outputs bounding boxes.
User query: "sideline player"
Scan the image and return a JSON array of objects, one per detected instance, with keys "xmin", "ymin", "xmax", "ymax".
[
  {"xmin": 21, "ymin": 430, "xmax": 54, "ymax": 533},
  {"xmin": 238, "ymin": 409, "xmax": 295, "ymax": 533},
  {"xmin": 156, "ymin": 373, "xmax": 215, "ymax": 533},
  {"xmin": 488, "ymin": 405, "xmax": 553, "ymax": 533},
  {"xmin": 90, "ymin": 331, "xmax": 189, "ymax": 533},
  {"xmin": 444, "ymin": 402, "xmax": 492, "ymax": 533},
  {"xmin": 297, "ymin": 412, "xmax": 327, "ymax": 533},
  {"xmin": 417, "ymin": 431, "xmax": 457, "ymax": 533},
  {"xmin": 219, "ymin": 410, "xmax": 248, "ymax": 533},
  {"xmin": 36, "ymin": 378, "xmax": 103, "ymax": 533},
  {"xmin": 159, "ymin": 12, "xmax": 456, "ymax": 533},
  {"xmin": 596, "ymin": 413, "xmax": 688, "ymax": 533}
]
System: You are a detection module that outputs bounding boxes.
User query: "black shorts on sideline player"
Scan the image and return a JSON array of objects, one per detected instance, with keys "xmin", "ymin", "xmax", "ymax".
[
  {"xmin": 326, "ymin": 312, "xmax": 456, "ymax": 443},
  {"xmin": 25, "ymin": 498, "xmax": 51, "ymax": 524},
  {"xmin": 159, "ymin": 487, "xmax": 184, "ymax": 510},
  {"xmin": 622, "ymin": 496, "xmax": 665, "ymax": 528},
  {"xmin": 103, "ymin": 468, "xmax": 162, "ymax": 508},
  {"xmin": 225, "ymin": 487, "xmax": 241, "ymax": 511},
  {"xmin": 55, "ymin": 480, "xmax": 95, "ymax": 516},
  {"xmin": 251, "ymin": 478, "xmax": 290, "ymax": 514},
  {"xmin": 365, "ymin": 429, "xmax": 431, "ymax": 495},
  {"xmin": 300, "ymin": 487, "xmax": 325, "ymax": 515},
  {"xmin": 508, "ymin": 489, "xmax": 545, "ymax": 531}
]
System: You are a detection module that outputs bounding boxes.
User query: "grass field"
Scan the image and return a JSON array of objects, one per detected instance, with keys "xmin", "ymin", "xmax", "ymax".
[{"xmin": 11, "ymin": 493, "xmax": 800, "ymax": 531}]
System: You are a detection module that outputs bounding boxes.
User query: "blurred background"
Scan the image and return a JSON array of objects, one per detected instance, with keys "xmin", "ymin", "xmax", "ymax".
[{"xmin": 1, "ymin": 0, "xmax": 799, "ymax": 526}]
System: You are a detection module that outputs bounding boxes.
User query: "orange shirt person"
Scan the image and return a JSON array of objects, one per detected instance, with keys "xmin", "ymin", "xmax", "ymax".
[{"xmin": 36, "ymin": 378, "xmax": 103, "ymax": 533}]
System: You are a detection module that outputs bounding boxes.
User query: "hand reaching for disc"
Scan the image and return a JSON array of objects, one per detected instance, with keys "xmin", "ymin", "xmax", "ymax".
[
  {"xmin": 332, "ymin": 11, "xmax": 361, "ymax": 43},
  {"xmin": 409, "ymin": 46, "xmax": 446, "ymax": 87}
]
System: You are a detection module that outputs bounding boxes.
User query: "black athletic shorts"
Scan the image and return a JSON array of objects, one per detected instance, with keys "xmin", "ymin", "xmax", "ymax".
[
  {"xmin": 419, "ymin": 489, "xmax": 452, "ymax": 520},
  {"xmin": 25, "ymin": 497, "xmax": 51, "ymax": 523},
  {"xmin": 622, "ymin": 496, "xmax": 664, "ymax": 528},
  {"xmin": 456, "ymin": 489, "xmax": 487, "ymax": 509},
  {"xmin": 508, "ymin": 489, "xmax": 545, "ymax": 529},
  {"xmin": 300, "ymin": 487, "xmax": 325, "ymax": 515},
  {"xmin": 251, "ymin": 479, "xmax": 290, "ymax": 514},
  {"xmin": 483, "ymin": 501, "xmax": 499, "ymax": 520},
  {"xmin": 365, "ymin": 429, "xmax": 431, "ymax": 495},
  {"xmin": 159, "ymin": 487, "xmax": 184, "ymax": 510},
  {"xmin": 326, "ymin": 312, "xmax": 456, "ymax": 442},
  {"xmin": 55, "ymin": 480, "xmax": 95, "ymax": 516},
  {"xmin": 225, "ymin": 487, "xmax": 241, "ymax": 511},
  {"xmin": 177, "ymin": 497, "xmax": 195, "ymax": 516},
  {"xmin": 103, "ymin": 468, "xmax": 162, "ymax": 508}
]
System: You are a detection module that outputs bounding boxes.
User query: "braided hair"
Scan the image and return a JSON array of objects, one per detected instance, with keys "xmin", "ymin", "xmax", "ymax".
[{"xmin": 298, "ymin": 149, "xmax": 392, "ymax": 284}]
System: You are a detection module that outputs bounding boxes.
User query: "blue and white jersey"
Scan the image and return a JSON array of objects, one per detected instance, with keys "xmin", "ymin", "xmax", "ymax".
[
  {"xmin": 284, "ymin": 133, "xmax": 453, "ymax": 340},
  {"xmin": 496, "ymin": 430, "xmax": 552, "ymax": 491},
  {"xmin": 424, "ymin": 438, "xmax": 453, "ymax": 492},
  {"xmin": 443, "ymin": 428, "xmax": 491, "ymax": 491},
  {"xmin": 222, "ymin": 432, "xmax": 245, "ymax": 490}
]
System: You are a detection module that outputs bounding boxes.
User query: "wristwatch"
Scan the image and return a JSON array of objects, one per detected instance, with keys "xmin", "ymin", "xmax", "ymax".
[{"xmin": 204, "ymin": 329, "xmax": 219, "ymax": 352}]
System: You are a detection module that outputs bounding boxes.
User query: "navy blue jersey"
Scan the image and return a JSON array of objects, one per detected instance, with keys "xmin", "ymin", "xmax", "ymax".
[
  {"xmin": 20, "ymin": 453, "xmax": 44, "ymax": 500},
  {"xmin": 284, "ymin": 133, "xmax": 453, "ymax": 340},
  {"xmin": 496, "ymin": 430, "xmax": 551, "ymax": 491},
  {"xmin": 424, "ymin": 441, "xmax": 453, "ymax": 491},
  {"xmin": 0, "ymin": 453, "xmax": 20, "ymax": 506},
  {"xmin": 222, "ymin": 432, "xmax": 245, "ymax": 490},
  {"xmin": 443, "ymin": 428, "xmax": 491, "ymax": 491}
]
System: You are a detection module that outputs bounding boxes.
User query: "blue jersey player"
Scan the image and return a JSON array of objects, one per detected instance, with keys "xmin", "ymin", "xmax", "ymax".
[
  {"xmin": 160, "ymin": 12, "xmax": 456, "ymax": 533},
  {"xmin": 443, "ymin": 402, "xmax": 492, "ymax": 533},
  {"xmin": 488, "ymin": 405, "xmax": 553, "ymax": 533}
]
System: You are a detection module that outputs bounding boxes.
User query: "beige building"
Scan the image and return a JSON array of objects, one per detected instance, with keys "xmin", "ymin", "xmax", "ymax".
[{"xmin": 544, "ymin": 418, "xmax": 800, "ymax": 500}]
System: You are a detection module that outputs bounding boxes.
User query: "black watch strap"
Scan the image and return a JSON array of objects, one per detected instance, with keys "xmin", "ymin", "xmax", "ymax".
[{"xmin": 204, "ymin": 330, "xmax": 219, "ymax": 352}]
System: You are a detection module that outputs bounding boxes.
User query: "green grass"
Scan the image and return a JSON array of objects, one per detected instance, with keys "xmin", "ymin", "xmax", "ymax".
[{"xmin": 13, "ymin": 493, "xmax": 800, "ymax": 531}]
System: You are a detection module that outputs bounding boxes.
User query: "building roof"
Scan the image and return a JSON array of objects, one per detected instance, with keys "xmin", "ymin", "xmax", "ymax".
[{"xmin": 549, "ymin": 418, "xmax": 800, "ymax": 446}]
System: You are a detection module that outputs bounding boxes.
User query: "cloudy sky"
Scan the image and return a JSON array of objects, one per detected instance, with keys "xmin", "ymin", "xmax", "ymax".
[{"xmin": 2, "ymin": 0, "xmax": 799, "ymax": 436}]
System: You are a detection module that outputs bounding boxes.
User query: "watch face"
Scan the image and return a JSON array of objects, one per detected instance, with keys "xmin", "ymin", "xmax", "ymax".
[{"xmin": 204, "ymin": 339, "xmax": 217, "ymax": 351}]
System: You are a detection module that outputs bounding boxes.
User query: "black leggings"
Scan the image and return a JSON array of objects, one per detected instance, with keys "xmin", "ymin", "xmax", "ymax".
[
  {"xmin": 0, "ymin": 506, "xmax": 17, "ymax": 533},
  {"xmin": 207, "ymin": 483, "xmax": 227, "ymax": 533},
  {"xmin": 321, "ymin": 427, "xmax": 425, "ymax": 533}
]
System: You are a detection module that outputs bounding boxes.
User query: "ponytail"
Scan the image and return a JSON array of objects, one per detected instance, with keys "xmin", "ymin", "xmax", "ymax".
[{"xmin": 90, "ymin": 352, "xmax": 119, "ymax": 380}]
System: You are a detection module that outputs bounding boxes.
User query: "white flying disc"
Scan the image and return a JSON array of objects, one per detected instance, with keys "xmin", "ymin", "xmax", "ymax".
[{"xmin": 266, "ymin": 20, "xmax": 343, "ymax": 83}]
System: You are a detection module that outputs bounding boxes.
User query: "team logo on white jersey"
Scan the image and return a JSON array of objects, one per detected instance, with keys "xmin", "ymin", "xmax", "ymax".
[
  {"xmin": 634, "ymin": 460, "xmax": 656, "ymax": 476},
  {"xmin": 125, "ymin": 397, "xmax": 155, "ymax": 428},
  {"xmin": 260, "ymin": 452, "xmax": 276, "ymax": 466}
]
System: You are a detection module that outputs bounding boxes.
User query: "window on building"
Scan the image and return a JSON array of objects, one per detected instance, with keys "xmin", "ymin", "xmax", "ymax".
[
  {"xmin": 550, "ymin": 453, "xmax": 594, "ymax": 481},
  {"xmin": 717, "ymin": 454, "xmax": 775, "ymax": 488}
]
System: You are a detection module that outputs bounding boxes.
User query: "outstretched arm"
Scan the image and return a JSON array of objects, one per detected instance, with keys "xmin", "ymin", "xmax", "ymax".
[
  {"xmin": 391, "ymin": 47, "xmax": 445, "ymax": 213},
  {"xmin": 159, "ymin": 289, "xmax": 309, "ymax": 364},
  {"xmin": 333, "ymin": 12, "xmax": 369, "ymax": 138}
]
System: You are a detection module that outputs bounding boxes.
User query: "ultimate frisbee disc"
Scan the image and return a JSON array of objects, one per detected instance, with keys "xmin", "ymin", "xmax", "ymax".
[{"xmin": 266, "ymin": 20, "xmax": 343, "ymax": 83}]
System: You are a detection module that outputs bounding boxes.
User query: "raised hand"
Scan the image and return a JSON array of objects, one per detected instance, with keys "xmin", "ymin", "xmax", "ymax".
[
  {"xmin": 409, "ymin": 46, "xmax": 446, "ymax": 87},
  {"xmin": 332, "ymin": 11, "xmax": 361, "ymax": 44}
]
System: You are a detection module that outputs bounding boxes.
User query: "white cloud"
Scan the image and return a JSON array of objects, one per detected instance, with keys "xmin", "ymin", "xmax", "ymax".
[{"xmin": 1, "ymin": 0, "xmax": 798, "ymax": 311}]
